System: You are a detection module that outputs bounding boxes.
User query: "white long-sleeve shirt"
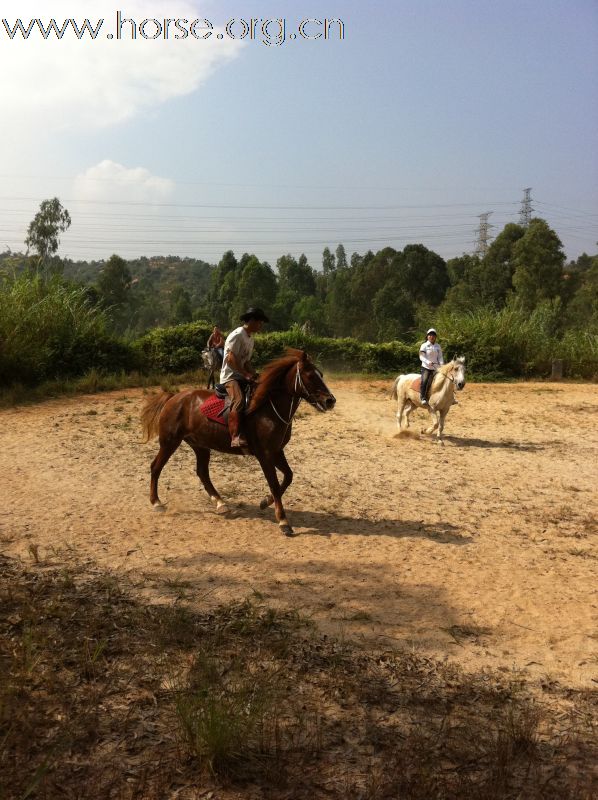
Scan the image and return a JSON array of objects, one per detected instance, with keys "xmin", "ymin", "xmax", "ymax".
[{"xmin": 419, "ymin": 340, "xmax": 444, "ymax": 371}]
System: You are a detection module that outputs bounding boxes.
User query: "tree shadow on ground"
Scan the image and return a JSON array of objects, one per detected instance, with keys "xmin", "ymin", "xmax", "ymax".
[{"xmin": 4, "ymin": 553, "xmax": 593, "ymax": 800}]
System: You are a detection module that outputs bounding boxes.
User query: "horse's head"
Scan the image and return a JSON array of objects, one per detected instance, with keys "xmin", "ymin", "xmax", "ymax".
[
  {"xmin": 201, "ymin": 349, "xmax": 213, "ymax": 370},
  {"xmin": 452, "ymin": 356, "xmax": 466, "ymax": 390},
  {"xmin": 202, "ymin": 348, "xmax": 221, "ymax": 371},
  {"xmin": 294, "ymin": 351, "xmax": 336, "ymax": 412}
]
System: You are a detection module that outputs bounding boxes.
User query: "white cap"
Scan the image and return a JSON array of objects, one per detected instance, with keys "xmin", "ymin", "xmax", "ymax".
[{"xmin": 427, "ymin": 328, "xmax": 437, "ymax": 335}]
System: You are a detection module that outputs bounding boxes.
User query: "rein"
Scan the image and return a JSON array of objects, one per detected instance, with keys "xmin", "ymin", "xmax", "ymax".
[
  {"xmin": 437, "ymin": 364, "xmax": 456, "ymax": 384},
  {"xmin": 268, "ymin": 362, "xmax": 316, "ymax": 435}
]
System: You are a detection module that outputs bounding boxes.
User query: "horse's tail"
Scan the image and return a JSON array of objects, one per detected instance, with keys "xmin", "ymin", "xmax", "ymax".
[
  {"xmin": 391, "ymin": 375, "xmax": 403, "ymax": 400},
  {"xmin": 141, "ymin": 391, "xmax": 174, "ymax": 442}
]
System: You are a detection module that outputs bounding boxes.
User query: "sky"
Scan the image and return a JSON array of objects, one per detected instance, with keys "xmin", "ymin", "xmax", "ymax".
[{"xmin": 0, "ymin": 0, "xmax": 597, "ymax": 268}]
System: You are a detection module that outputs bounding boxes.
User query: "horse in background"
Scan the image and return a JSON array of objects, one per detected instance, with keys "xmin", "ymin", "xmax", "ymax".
[
  {"xmin": 391, "ymin": 357, "xmax": 466, "ymax": 442},
  {"xmin": 201, "ymin": 347, "xmax": 222, "ymax": 390},
  {"xmin": 141, "ymin": 349, "xmax": 336, "ymax": 536}
]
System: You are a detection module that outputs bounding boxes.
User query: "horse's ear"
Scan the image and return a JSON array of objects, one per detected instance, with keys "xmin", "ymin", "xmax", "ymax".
[{"xmin": 301, "ymin": 350, "xmax": 308, "ymax": 363}]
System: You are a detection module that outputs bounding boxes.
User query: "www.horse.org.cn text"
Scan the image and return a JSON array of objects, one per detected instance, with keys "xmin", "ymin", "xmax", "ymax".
[{"xmin": 1, "ymin": 15, "xmax": 346, "ymax": 46}]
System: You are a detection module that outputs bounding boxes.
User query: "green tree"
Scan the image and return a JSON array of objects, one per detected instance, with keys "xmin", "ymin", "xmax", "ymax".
[
  {"xmin": 273, "ymin": 254, "xmax": 316, "ymax": 329},
  {"xmin": 481, "ymin": 223, "xmax": 525, "ymax": 306},
  {"xmin": 565, "ymin": 255, "xmax": 598, "ymax": 331},
  {"xmin": 25, "ymin": 197, "xmax": 71, "ymax": 272},
  {"xmin": 324, "ymin": 268, "xmax": 354, "ymax": 336},
  {"xmin": 350, "ymin": 252, "xmax": 363, "ymax": 269},
  {"xmin": 335, "ymin": 243, "xmax": 348, "ymax": 270},
  {"xmin": 97, "ymin": 254, "xmax": 133, "ymax": 332},
  {"xmin": 348, "ymin": 247, "xmax": 398, "ymax": 339},
  {"xmin": 393, "ymin": 244, "xmax": 449, "ymax": 306},
  {"xmin": 277, "ymin": 253, "xmax": 316, "ymax": 297},
  {"xmin": 233, "ymin": 256, "xmax": 277, "ymax": 321},
  {"xmin": 292, "ymin": 295, "xmax": 328, "ymax": 334},
  {"xmin": 208, "ymin": 250, "xmax": 239, "ymax": 327},
  {"xmin": 170, "ymin": 287, "xmax": 193, "ymax": 324},
  {"xmin": 322, "ymin": 247, "xmax": 336, "ymax": 275},
  {"xmin": 512, "ymin": 219, "xmax": 566, "ymax": 311},
  {"xmin": 445, "ymin": 224, "xmax": 525, "ymax": 312},
  {"xmin": 372, "ymin": 279, "xmax": 415, "ymax": 340}
]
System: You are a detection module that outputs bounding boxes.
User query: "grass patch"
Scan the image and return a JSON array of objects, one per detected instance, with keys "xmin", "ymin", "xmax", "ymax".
[{"xmin": 1, "ymin": 555, "xmax": 596, "ymax": 799}]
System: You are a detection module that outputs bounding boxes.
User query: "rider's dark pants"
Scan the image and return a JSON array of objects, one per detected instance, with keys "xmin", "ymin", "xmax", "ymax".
[{"xmin": 420, "ymin": 367, "xmax": 435, "ymax": 401}]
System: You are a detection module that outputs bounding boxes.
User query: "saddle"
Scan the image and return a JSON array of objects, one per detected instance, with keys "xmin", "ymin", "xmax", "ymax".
[
  {"xmin": 200, "ymin": 379, "xmax": 253, "ymax": 427},
  {"xmin": 200, "ymin": 394, "xmax": 228, "ymax": 426},
  {"xmin": 410, "ymin": 376, "xmax": 434, "ymax": 399}
]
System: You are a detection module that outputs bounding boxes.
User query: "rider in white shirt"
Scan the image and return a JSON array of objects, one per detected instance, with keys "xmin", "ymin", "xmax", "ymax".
[
  {"xmin": 419, "ymin": 328, "xmax": 444, "ymax": 406},
  {"xmin": 220, "ymin": 307, "xmax": 268, "ymax": 448}
]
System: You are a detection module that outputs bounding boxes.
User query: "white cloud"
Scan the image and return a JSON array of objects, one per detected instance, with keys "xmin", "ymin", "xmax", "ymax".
[
  {"xmin": 72, "ymin": 159, "xmax": 175, "ymax": 202},
  {"xmin": 0, "ymin": 1, "xmax": 242, "ymax": 130}
]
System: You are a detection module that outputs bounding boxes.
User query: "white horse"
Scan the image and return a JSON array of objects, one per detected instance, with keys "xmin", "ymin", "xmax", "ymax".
[
  {"xmin": 201, "ymin": 347, "xmax": 222, "ymax": 390},
  {"xmin": 391, "ymin": 357, "xmax": 466, "ymax": 442}
]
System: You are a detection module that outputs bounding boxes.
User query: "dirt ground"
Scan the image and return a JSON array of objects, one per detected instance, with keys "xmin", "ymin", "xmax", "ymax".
[{"xmin": 2, "ymin": 378, "xmax": 597, "ymax": 692}]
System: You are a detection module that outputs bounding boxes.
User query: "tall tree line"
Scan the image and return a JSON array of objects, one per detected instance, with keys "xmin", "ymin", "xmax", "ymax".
[{"xmin": 3, "ymin": 196, "xmax": 596, "ymax": 340}]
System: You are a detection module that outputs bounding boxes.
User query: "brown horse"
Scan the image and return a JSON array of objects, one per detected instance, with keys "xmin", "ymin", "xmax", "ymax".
[{"xmin": 141, "ymin": 349, "xmax": 336, "ymax": 536}]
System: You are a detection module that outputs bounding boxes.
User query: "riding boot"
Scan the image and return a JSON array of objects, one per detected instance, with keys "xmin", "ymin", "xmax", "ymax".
[{"xmin": 228, "ymin": 410, "xmax": 248, "ymax": 448}]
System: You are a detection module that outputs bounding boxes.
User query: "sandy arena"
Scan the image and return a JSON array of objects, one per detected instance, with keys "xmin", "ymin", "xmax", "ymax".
[{"xmin": 2, "ymin": 379, "xmax": 597, "ymax": 691}]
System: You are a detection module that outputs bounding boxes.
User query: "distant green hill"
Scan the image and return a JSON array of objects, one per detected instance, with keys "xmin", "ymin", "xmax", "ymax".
[{"xmin": 0, "ymin": 251, "xmax": 215, "ymax": 334}]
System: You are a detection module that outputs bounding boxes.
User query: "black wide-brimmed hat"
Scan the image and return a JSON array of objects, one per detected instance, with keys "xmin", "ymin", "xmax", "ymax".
[{"xmin": 240, "ymin": 307, "xmax": 269, "ymax": 323}]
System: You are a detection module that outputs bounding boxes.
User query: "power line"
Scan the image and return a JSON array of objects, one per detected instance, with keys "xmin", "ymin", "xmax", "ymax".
[{"xmin": 0, "ymin": 195, "xmax": 522, "ymax": 211}]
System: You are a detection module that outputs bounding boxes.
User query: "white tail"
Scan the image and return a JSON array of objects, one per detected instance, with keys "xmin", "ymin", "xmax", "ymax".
[{"xmin": 390, "ymin": 375, "xmax": 404, "ymax": 401}]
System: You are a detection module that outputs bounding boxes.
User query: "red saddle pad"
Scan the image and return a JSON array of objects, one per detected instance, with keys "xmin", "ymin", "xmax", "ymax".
[
  {"xmin": 410, "ymin": 377, "xmax": 422, "ymax": 392},
  {"xmin": 200, "ymin": 394, "xmax": 227, "ymax": 425}
]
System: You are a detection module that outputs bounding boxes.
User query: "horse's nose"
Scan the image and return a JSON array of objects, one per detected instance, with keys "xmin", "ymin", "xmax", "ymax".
[
  {"xmin": 325, "ymin": 395, "xmax": 336, "ymax": 410},
  {"xmin": 457, "ymin": 381, "xmax": 465, "ymax": 390}
]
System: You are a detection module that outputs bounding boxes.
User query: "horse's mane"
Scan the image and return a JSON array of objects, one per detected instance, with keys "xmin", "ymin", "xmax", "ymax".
[
  {"xmin": 248, "ymin": 348, "xmax": 305, "ymax": 413},
  {"xmin": 438, "ymin": 356, "xmax": 465, "ymax": 376},
  {"xmin": 438, "ymin": 360, "xmax": 456, "ymax": 375}
]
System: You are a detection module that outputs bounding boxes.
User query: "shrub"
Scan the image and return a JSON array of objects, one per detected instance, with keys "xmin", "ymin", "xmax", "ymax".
[
  {"xmin": 436, "ymin": 303, "xmax": 598, "ymax": 379},
  {"xmin": 0, "ymin": 273, "xmax": 135, "ymax": 385},
  {"xmin": 135, "ymin": 320, "xmax": 212, "ymax": 373},
  {"xmin": 132, "ymin": 317, "xmax": 598, "ymax": 381}
]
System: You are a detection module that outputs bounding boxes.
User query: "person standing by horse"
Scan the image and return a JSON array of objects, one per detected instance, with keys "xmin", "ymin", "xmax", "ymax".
[
  {"xmin": 207, "ymin": 325, "xmax": 225, "ymax": 362},
  {"xmin": 419, "ymin": 328, "xmax": 444, "ymax": 406},
  {"xmin": 221, "ymin": 307, "xmax": 269, "ymax": 448}
]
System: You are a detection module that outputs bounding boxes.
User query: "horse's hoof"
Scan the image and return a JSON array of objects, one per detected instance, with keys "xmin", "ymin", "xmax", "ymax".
[
  {"xmin": 152, "ymin": 502, "xmax": 166, "ymax": 512},
  {"xmin": 259, "ymin": 495, "xmax": 273, "ymax": 510},
  {"xmin": 216, "ymin": 502, "xmax": 230, "ymax": 515},
  {"xmin": 280, "ymin": 524, "xmax": 297, "ymax": 537}
]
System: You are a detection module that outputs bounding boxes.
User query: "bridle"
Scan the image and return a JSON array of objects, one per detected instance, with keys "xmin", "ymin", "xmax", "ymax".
[
  {"xmin": 438, "ymin": 360, "xmax": 465, "ymax": 387},
  {"xmin": 269, "ymin": 361, "xmax": 327, "ymax": 432},
  {"xmin": 438, "ymin": 361, "xmax": 458, "ymax": 383}
]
